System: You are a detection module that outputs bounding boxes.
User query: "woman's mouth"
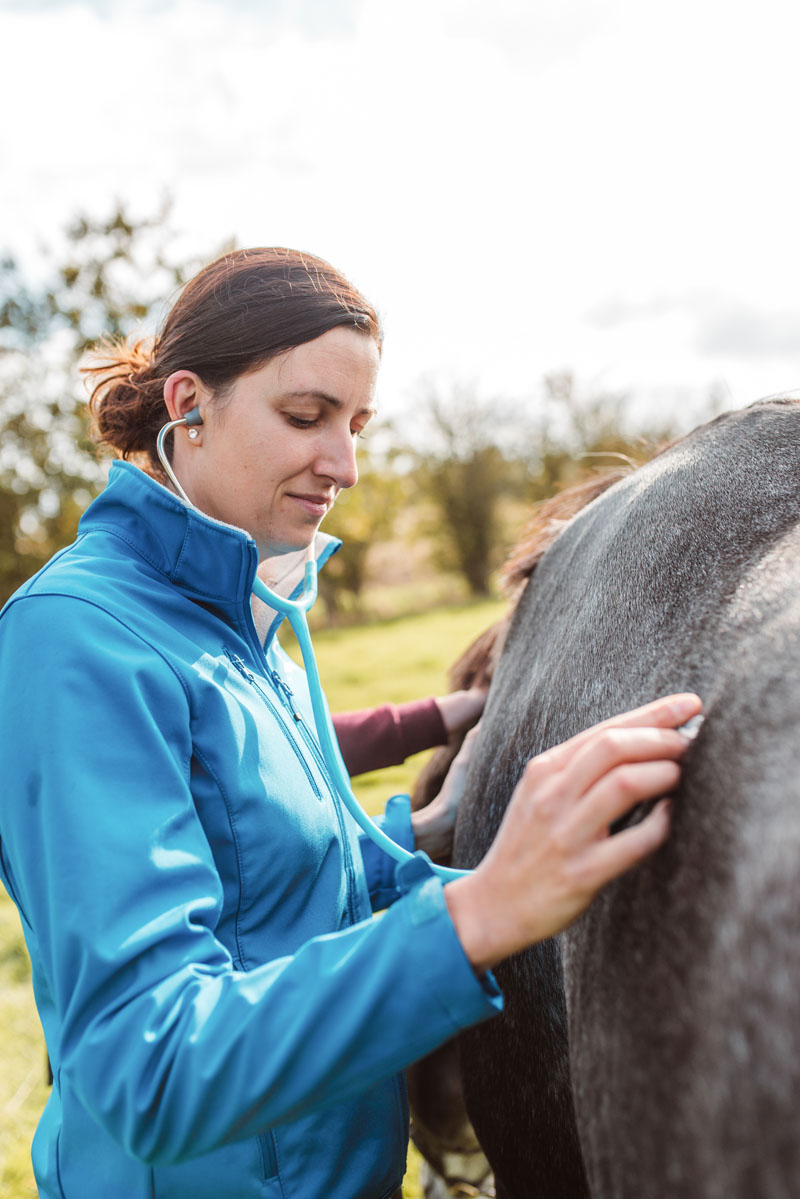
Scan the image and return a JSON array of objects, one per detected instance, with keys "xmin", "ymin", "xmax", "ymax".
[{"xmin": 288, "ymin": 493, "xmax": 333, "ymax": 518}]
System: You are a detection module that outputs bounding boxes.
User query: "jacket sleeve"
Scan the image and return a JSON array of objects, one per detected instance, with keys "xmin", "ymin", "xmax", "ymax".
[
  {"xmin": 358, "ymin": 792, "xmax": 416, "ymax": 911},
  {"xmin": 333, "ymin": 699, "xmax": 448, "ymax": 776},
  {"xmin": 0, "ymin": 595, "xmax": 501, "ymax": 1168}
]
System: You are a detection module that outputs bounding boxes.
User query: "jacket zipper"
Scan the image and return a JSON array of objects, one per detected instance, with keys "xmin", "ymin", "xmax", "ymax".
[
  {"xmin": 257, "ymin": 1130, "xmax": 277, "ymax": 1180},
  {"xmin": 223, "ymin": 649, "xmax": 323, "ymax": 802},
  {"xmin": 270, "ymin": 669, "xmax": 303, "ymax": 722}
]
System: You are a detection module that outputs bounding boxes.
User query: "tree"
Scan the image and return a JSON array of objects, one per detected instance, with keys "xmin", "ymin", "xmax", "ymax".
[
  {"xmin": 0, "ymin": 200, "xmax": 222, "ymax": 603},
  {"xmin": 404, "ymin": 373, "xmax": 682, "ymax": 600},
  {"xmin": 316, "ymin": 439, "xmax": 408, "ymax": 622},
  {"xmin": 409, "ymin": 382, "xmax": 525, "ymax": 597},
  {"xmin": 529, "ymin": 370, "xmax": 677, "ymax": 502}
]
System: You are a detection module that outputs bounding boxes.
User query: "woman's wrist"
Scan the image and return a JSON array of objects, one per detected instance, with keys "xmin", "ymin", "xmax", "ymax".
[{"xmin": 444, "ymin": 873, "xmax": 501, "ymax": 975}]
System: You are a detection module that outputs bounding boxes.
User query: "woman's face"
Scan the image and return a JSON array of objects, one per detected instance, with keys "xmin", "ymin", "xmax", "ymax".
[{"xmin": 169, "ymin": 326, "xmax": 379, "ymax": 559}]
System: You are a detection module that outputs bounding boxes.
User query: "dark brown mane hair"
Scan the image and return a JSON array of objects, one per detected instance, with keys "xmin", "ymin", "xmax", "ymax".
[
  {"xmin": 412, "ymin": 457, "xmax": 667, "ymax": 814},
  {"xmin": 500, "ymin": 469, "xmax": 630, "ymax": 599}
]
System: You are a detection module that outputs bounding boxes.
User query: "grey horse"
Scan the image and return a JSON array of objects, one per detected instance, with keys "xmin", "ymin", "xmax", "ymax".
[{"xmin": 448, "ymin": 398, "xmax": 800, "ymax": 1199}]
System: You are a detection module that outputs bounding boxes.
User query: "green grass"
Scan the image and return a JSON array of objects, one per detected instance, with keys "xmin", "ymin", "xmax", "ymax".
[
  {"xmin": 0, "ymin": 597, "xmax": 505, "ymax": 1199},
  {"xmin": 284, "ymin": 597, "xmax": 504, "ymax": 814},
  {"xmin": 0, "ymin": 898, "xmax": 46, "ymax": 1197}
]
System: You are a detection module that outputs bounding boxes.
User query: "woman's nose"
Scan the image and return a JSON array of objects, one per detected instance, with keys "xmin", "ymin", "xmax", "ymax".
[{"xmin": 316, "ymin": 431, "xmax": 358, "ymax": 490}]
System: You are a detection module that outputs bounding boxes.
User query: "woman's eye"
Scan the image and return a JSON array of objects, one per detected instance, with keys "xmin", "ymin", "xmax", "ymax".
[{"xmin": 286, "ymin": 415, "xmax": 320, "ymax": 429}]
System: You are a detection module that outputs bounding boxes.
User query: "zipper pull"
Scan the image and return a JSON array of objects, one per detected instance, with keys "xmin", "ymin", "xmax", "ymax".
[
  {"xmin": 271, "ymin": 670, "xmax": 303, "ymax": 722},
  {"xmin": 224, "ymin": 647, "xmax": 255, "ymax": 682}
]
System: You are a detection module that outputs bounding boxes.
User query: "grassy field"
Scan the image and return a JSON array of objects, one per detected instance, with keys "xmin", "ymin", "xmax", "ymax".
[{"xmin": 0, "ymin": 597, "xmax": 504, "ymax": 1198}]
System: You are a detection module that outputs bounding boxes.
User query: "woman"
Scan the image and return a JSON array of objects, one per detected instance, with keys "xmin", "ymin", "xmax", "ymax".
[{"xmin": 0, "ymin": 247, "xmax": 700, "ymax": 1199}]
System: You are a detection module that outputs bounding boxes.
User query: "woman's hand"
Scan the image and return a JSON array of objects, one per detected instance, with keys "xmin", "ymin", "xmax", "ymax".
[
  {"xmin": 444, "ymin": 692, "xmax": 703, "ymax": 974},
  {"xmin": 412, "ymin": 725, "xmax": 481, "ymax": 861},
  {"xmin": 435, "ymin": 686, "xmax": 488, "ymax": 738}
]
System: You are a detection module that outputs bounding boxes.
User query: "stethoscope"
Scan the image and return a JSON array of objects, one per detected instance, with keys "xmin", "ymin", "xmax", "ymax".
[{"xmin": 157, "ymin": 409, "xmax": 467, "ymax": 883}]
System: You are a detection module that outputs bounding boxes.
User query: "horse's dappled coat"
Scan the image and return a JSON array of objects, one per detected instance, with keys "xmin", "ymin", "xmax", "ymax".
[{"xmin": 451, "ymin": 400, "xmax": 800, "ymax": 1199}]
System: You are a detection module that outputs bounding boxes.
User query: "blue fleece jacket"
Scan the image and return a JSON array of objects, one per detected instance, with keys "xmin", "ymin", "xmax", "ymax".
[{"xmin": 0, "ymin": 462, "xmax": 501, "ymax": 1199}]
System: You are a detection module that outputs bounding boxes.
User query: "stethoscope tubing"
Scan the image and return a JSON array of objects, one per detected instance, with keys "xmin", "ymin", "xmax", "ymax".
[
  {"xmin": 160, "ymin": 416, "xmax": 467, "ymax": 884},
  {"xmin": 252, "ymin": 571, "xmax": 467, "ymax": 882}
]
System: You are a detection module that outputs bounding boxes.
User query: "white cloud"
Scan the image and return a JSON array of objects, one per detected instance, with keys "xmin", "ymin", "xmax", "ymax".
[{"xmin": 1, "ymin": 0, "xmax": 799, "ymax": 431}]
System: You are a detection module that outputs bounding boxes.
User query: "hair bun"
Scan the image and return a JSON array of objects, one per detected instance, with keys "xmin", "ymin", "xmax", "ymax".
[{"xmin": 83, "ymin": 335, "xmax": 166, "ymax": 469}]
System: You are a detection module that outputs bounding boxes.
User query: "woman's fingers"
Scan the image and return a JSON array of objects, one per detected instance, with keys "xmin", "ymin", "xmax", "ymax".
[
  {"xmin": 446, "ymin": 693, "xmax": 703, "ymax": 972},
  {"xmin": 515, "ymin": 725, "xmax": 690, "ymax": 826},
  {"xmin": 557, "ymin": 726, "xmax": 689, "ymax": 804},
  {"xmin": 539, "ymin": 692, "xmax": 702, "ymax": 771},
  {"xmin": 565, "ymin": 758, "xmax": 682, "ymax": 844},
  {"xmin": 571, "ymin": 798, "xmax": 672, "ymax": 892},
  {"xmin": 601, "ymin": 691, "xmax": 701, "ymax": 729},
  {"xmin": 593, "ymin": 692, "xmax": 702, "ymax": 732}
]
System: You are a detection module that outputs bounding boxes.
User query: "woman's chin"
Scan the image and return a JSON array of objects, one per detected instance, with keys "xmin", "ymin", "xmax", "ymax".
[{"xmin": 257, "ymin": 534, "xmax": 317, "ymax": 564}]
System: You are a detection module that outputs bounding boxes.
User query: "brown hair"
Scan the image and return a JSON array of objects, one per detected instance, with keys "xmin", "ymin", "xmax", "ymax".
[{"xmin": 84, "ymin": 247, "xmax": 382, "ymax": 481}]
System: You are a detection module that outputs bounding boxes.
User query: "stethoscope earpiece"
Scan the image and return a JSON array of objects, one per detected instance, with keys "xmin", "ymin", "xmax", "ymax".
[{"xmin": 184, "ymin": 407, "xmax": 203, "ymax": 440}]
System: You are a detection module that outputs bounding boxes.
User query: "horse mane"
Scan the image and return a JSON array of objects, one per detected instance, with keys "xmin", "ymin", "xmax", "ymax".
[
  {"xmin": 416, "ymin": 458, "xmax": 660, "ymax": 812},
  {"xmin": 500, "ymin": 437, "xmax": 682, "ymax": 600},
  {"xmin": 500, "ymin": 470, "xmax": 631, "ymax": 601},
  {"xmin": 446, "ymin": 468, "xmax": 634, "ymax": 691}
]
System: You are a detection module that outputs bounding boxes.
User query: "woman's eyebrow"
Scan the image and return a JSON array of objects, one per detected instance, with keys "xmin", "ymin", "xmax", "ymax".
[{"xmin": 282, "ymin": 389, "xmax": 376, "ymax": 417}]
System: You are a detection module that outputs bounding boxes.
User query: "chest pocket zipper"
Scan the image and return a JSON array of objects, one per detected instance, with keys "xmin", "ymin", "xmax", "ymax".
[
  {"xmin": 258, "ymin": 1130, "xmax": 278, "ymax": 1181},
  {"xmin": 269, "ymin": 670, "xmax": 340, "ymax": 787},
  {"xmin": 224, "ymin": 649, "xmax": 323, "ymax": 802},
  {"xmin": 267, "ymin": 667, "xmax": 361, "ymax": 925},
  {"xmin": 224, "ymin": 648, "xmax": 359, "ymax": 925},
  {"xmin": 270, "ymin": 669, "xmax": 303, "ymax": 722}
]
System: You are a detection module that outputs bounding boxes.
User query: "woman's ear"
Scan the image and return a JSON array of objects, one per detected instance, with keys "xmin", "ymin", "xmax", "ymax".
[{"xmin": 163, "ymin": 371, "xmax": 203, "ymax": 423}]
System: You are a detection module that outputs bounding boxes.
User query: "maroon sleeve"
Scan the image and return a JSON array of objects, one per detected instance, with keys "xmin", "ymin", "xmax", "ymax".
[{"xmin": 333, "ymin": 698, "xmax": 448, "ymax": 777}]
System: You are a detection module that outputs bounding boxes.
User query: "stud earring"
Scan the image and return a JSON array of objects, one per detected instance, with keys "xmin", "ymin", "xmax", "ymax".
[{"xmin": 188, "ymin": 428, "xmax": 199, "ymax": 440}]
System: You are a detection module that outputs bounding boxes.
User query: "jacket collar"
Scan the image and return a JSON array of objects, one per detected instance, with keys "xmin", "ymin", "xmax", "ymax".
[{"xmin": 79, "ymin": 462, "xmax": 340, "ymax": 629}]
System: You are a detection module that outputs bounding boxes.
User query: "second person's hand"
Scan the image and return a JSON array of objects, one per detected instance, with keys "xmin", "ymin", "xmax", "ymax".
[{"xmin": 411, "ymin": 724, "xmax": 482, "ymax": 861}]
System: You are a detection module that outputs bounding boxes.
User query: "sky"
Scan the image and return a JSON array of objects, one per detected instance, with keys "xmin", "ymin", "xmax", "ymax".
[{"xmin": 1, "ymin": 0, "xmax": 799, "ymax": 435}]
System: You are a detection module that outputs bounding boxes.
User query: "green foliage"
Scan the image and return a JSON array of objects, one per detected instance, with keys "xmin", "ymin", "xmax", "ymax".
[
  {"xmin": 408, "ymin": 383, "xmax": 526, "ymax": 598},
  {"xmin": 0, "ymin": 891, "xmax": 48, "ymax": 1197},
  {"xmin": 417, "ymin": 441, "xmax": 510, "ymax": 595},
  {"xmin": 404, "ymin": 373, "xmax": 679, "ymax": 600},
  {"xmin": 317, "ymin": 440, "xmax": 410, "ymax": 621},
  {"xmin": 0, "ymin": 200, "xmax": 221, "ymax": 604},
  {"xmin": 528, "ymin": 370, "xmax": 675, "ymax": 501}
]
